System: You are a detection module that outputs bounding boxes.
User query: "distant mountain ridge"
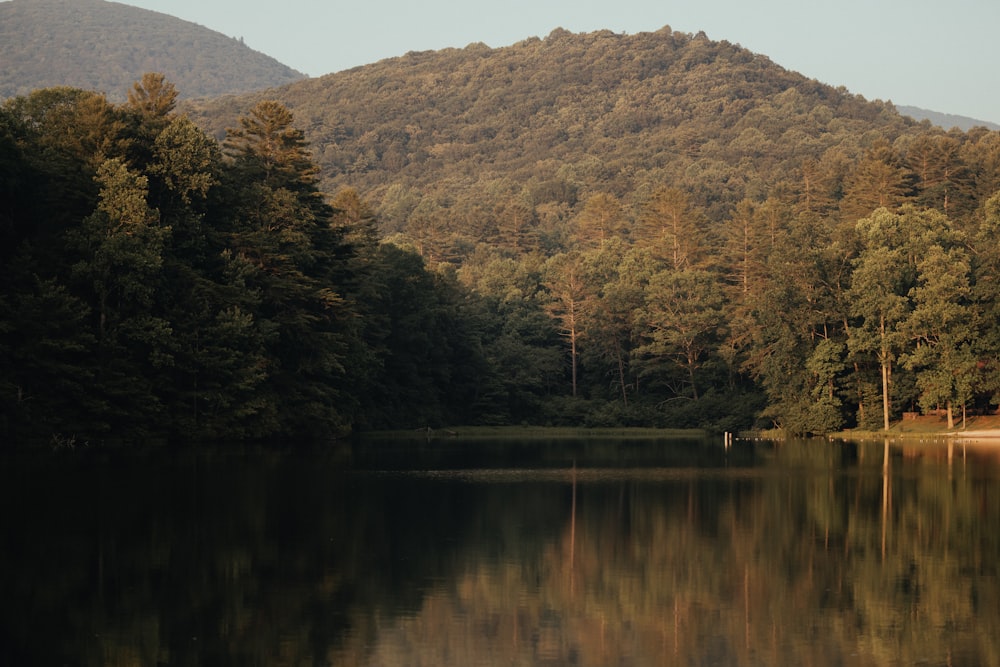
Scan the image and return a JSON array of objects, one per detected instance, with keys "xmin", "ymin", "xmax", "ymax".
[
  {"xmin": 0, "ymin": 0, "xmax": 305, "ymax": 101},
  {"xmin": 895, "ymin": 105, "xmax": 1000, "ymax": 132}
]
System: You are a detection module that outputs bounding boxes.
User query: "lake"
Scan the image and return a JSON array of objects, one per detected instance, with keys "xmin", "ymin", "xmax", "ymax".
[{"xmin": 2, "ymin": 435, "xmax": 998, "ymax": 666}]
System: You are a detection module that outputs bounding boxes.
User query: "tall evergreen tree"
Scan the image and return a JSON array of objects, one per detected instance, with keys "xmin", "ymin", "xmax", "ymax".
[
  {"xmin": 839, "ymin": 140, "xmax": 914, "ymax": 222},
  {"xmin": 572, "ymin": 193, "xmax": 627, "ymax": 248},
  {"xmin": 126, "ymin": 72, "xmax": 179, "ymax": 127},
  {"xmin": 906, "ymin": 133, "xmax": 975, "ymax": 221},
  {"xmin": 222, "ymin": 100, "xmax": 360, "ymax": 436},
  {"xmin": 0, "ymin": 263, "xmax": 100, "ymax": 443},
  {"xmin": 636, "ymin": 187, "xmax": 705, "ymax": 270},
  {"xmin": 70, "ymin": 157, "xmax": 172, "ymax": 435},
  {"xmin": 543, "ymin": 252, "xmax": 591, "ymax": 398}
]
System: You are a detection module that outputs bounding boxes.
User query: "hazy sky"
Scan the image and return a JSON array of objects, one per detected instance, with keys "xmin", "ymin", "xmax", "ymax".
[{"xmin": 122, "ymin": 0, "xmax": 1000, "ymax": 124}]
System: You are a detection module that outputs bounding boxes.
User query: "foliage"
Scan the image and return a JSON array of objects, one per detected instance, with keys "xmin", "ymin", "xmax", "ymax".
[
  {"xmin": 0, "ymin": 82, "xmax": 494, "ymax": 444},
  {"xmin": 185, "ymin": 25, "xmax": 922, "ymax": 239},
  {"xmin": 6, "ymin": 25, "xmax": 1000, "ymax": 442}
]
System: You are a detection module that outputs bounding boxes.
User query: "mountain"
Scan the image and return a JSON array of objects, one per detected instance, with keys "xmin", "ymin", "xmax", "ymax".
[
  {"xmin": 184, "ymin": 26, "xmax": 926, "ymax": 227},
  {"xmin": 0, "ymin": 0, "xmax": 304, "ymax": 101},
  {"xmin": 895, "ymin": 105, "xmax": 1000, "ymax": 132}
]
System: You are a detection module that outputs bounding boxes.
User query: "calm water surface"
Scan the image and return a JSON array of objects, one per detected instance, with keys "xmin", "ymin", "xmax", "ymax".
[{"xmin": 2, "ymin": 436, "xmax": 999, "ymax": 666}]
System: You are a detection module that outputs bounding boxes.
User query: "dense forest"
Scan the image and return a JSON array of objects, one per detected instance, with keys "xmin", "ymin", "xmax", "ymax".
[
  {"xmin": 185, "ymin": 26, "xmax": 939, "ymax": 212},
  {"xmin": 0, "ymin": 75, "xmax": 491, "ymax": 444},
  {"xmin": 0, "ymin": 0, "xmax": 304, "ymax": 101},
  {"xmin": 6, "ymin": 26, "xmax": 1000, "ymax": 445}
]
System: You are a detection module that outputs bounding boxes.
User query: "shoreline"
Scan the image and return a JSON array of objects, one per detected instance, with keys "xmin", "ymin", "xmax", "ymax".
[{"xmin": 946, "ymin": 430, "xmax": 1000, "ymax": 441}]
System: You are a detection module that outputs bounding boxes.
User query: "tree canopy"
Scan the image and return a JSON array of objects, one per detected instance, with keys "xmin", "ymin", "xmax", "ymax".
[{"xmin": 5, "ymin": 35, "xmax": 1000, "ymax": 444}]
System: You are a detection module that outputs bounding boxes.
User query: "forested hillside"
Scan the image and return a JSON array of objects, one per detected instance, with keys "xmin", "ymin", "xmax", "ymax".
[
  {"xmin": 0, "ymin": 0, "xmax": 304, "ymax": 101},
  {"xmin": 184, "ymin": 27, "xmax": 1000, "ymax": 435},
  {"xmin": 187, "ymin": 27, "xmax": 926, "ymax": 231},
  {"xmin": 5, "ymin": 26, "xmax": 1000, "ymax": 445}
]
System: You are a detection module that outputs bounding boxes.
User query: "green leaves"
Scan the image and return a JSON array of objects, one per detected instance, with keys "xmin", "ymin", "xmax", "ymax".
[
  {"xmin": 73, "ymin": 157, "xmax": 168, "ymax": 317},
  {"xmin": 636, "ymin": 269, "xmax": 726, "ymax": 401},
  {"xmin": 149, "ymin": 116, "xmax": 219, "ymax": 205}
]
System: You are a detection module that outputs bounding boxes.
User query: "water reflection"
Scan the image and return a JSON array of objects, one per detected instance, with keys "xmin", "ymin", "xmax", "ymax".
[{"xmin": 2, "ymin": 438, "xmax": 999, "ymax": 666}]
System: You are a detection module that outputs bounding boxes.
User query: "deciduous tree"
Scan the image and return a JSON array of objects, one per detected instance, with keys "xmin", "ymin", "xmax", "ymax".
[
  {"xmin": 902, "ymin": 244, "xmax": 974, "ymax": 428},
  {"xmin": 636, "ymin": 269, "xmax": 726, "ymax": 401}
]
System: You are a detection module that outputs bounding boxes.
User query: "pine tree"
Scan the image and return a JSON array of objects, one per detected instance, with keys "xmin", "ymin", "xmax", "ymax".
[
  {"xmin": 636, "ymin": 187, "xmax": 706, "ymax": 270},
  {"xmin": 222, "ymin": 100, "xmax": 360, "ymax": 436},
  {"xmin": 839, "ymin": 140, "xmax": 914, "ymax": 222},
  {"xmin": 572, "ymin": 192, "xmax": 627, "ymax": 248},
  {"xmin": 126, "ymin": 72, "xmax": 179, "ymax": 128},
  {"xmin": 543, "ymin": 252, "xmax": 592, "ymax": 397},
  {"xmin": 70, "ymin": 157, "xmax": 172, "ymax": 435}
]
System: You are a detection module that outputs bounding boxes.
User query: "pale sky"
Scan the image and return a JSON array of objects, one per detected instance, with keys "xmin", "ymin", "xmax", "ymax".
[{"xmin": 121, "ymin": 0, "xmax": 1000, "ymax": 124}]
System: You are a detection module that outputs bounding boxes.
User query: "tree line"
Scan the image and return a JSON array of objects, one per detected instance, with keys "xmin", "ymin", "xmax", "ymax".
[
  {"xmin": 438, "ymin": 125, "xmax": 1000, "ymax": 435},
  {"xmin": 0, "ymin": 75, "xmax": 489, "ymax": 444},
  {"xmin": 4, "ymin": 74, "xmax": 1000, "ymax": 444}
]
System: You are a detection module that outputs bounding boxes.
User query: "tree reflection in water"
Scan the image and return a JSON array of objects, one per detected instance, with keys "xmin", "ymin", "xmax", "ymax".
[{"xmin": 2, "ymin": 438, "xmax": 998, "ymax": 666}]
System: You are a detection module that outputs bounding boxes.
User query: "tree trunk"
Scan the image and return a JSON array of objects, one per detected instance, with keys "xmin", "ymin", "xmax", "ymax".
[
  {"xmin": 616, "ymin": 346, "xmax": 628, "ymax": 407},
  {"xmin": 881, "ymin": 359, "xmax": 890, "ymax": 431},
  {"xmin": 687, "ymin": 350, "xmax": 699, "ymax": 401},
  {"xmin": 570, "ymin": 325, "xmax": 578, "ymax": 398},
  {"xmin": 880, "ymin": 314, "xmax": 891, "ymax": 431}
]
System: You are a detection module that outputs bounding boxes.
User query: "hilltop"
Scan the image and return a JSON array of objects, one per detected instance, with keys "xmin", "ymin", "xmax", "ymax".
[
  {"xmin": 184, "ymin": 26, "xmax": 927, "ymax": 230},
  {"xmin": 0, "ymin": 0, "xmax": 304, "ymax": 101}
]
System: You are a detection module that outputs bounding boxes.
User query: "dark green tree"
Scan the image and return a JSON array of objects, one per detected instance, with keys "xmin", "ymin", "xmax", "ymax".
[
  {"xmin": 69, "ymin": 157, "xmax": 172, "ymax": 435},
  {"xmin": 355, "ymin": 245, "xmax": 490, "ymax": 428},
  {"xmin": 0, "ymin": 263, "xmax": 100, "ymax": 443},
  {"xmin": 458, "ymin": 251, "xmax": 562, "ymax": 423},
  {"xmin": 901, "ymin": 243, "xmax": 975, "ymax": 428},
  {"xmin": 2, "ymin": 87, "xmax": 125, "ymax": 272},
  {"xmin": 222, "ymin": 100, "xmax": 360, "ymax": 437}
]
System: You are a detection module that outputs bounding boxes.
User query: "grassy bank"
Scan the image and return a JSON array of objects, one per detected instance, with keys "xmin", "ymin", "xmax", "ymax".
[{"xmin": 834, "ymin": 413, "xmax": 1000, "ymax": 441}]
